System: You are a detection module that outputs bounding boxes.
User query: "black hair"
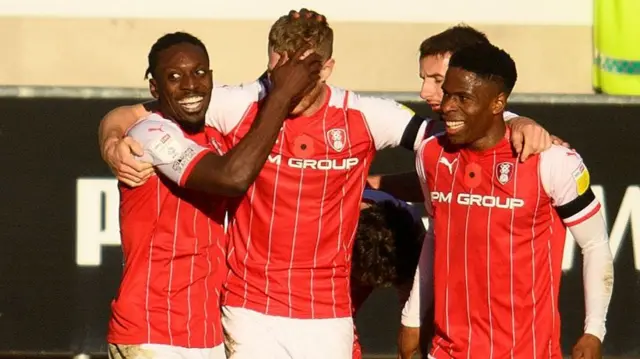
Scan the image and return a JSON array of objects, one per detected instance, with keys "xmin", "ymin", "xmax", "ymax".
[
  {"xmin": 419, "ymin": 24, "xmax": 489, "ymax": 59},
  {"xmin": 351, "ymin": 201, "xmax": 425, "ymax": 288},
  {"xmin": 448, "ymin": 42, "xmax": 518, "ymax": 95},
  {"xmin": 145, "ymin": 31, "xmax": 209, "ymax": 79}
]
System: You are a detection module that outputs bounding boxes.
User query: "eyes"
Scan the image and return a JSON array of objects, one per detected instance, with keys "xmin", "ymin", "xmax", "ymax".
[
  {"xmin": 442, "ymin": 90, "xmax": 472, "ymax": 105},
  {"xmin": 167, "ymin": 68, "xmax": 208, "ymax": 81}
]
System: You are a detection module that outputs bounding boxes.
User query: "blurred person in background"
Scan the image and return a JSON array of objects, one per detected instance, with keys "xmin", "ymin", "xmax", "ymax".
[
  {"xmin": 410, "ymin": 42, "xmax": 613, "ymax": 359},
  {"xmin": 98, "ymin": 9, "xmax": 554, "ymax": 359},
  {"xmin": 107, "ymin": 31, "xmax": 321, "ymax": 359},
  {"xmin": 350, "ymin": 189, "xmax": 432, "ymax": 359}
]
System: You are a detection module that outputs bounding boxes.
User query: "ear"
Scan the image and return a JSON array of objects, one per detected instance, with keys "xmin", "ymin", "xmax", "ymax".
[
  {"xmin": 320, "ymin": 58, "xmax": 335, "ymax": 83},
  {"xmin": 149, "ymin": 79, "xmax": 159, "ymax": 99},
  {"xmin": 492, "ymin": 92, "xmax": 507, "ymax": 115}
]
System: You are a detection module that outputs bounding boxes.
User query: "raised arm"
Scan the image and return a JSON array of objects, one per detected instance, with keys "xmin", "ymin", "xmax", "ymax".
[{"xmin": 130, "ymin": 49, "xmax": 322, "ymax": 196}]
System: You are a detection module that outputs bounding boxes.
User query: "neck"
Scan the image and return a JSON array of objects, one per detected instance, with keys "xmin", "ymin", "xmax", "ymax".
[
  {"xmin": 468, "ymin": 115, "xmax": 507, "ymax": 151},
  {"xmin": 299, "ymin": 85, "xmax": 328, "ymax": 118},
  {"xmin": 158, "ymin": 105, "xmax": 205, "ymax": 134}
]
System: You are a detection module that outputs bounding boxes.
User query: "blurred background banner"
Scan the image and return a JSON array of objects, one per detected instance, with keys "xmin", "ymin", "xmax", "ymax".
[
  {"xmin": 0, "ymin": 0, "xmax": 592, "ymax": 93},
  {"xmin": 0, "ymin": 93, "xmax": 639, "ymax": 358}
]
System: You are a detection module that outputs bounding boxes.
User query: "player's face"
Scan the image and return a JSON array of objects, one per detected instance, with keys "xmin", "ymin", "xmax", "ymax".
[
  {"xmin": 267, "ymin": 47, "xmax": 334, "ymax": 116},
  {"xmin": 419, "ymin": 53, "xmax": 450, "ymax": 112},
  {"xmin": 151, "ymin": 43, "xmax": 213, "ymax": 130},
  {"xmin": 440, "ymin": 67, "xmax": 499, "ymax": 146}
]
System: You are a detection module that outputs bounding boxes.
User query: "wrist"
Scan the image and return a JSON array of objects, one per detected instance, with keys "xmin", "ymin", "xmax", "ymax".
[
  {"xmin": 584, "ymin": 323, "xmax": 605, "ymax": 343},
  {"xmin": 267, "ymin": 88, "xmax": 296, "ymax": 105}
]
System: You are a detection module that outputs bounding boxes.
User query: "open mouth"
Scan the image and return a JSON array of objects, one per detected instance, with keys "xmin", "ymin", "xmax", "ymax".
[
  {"xmin": 444, "ymin": 121, "xmax": 465, "ymax": 134},
  {"xmin": 178, "ymin": 95, "xmax": 205, "ymax": 113}
]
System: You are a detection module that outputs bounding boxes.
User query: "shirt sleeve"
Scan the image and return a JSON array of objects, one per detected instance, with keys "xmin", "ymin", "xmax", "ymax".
[
  {"xmin": 540, "ymin": 145, "xmax": 614, "ymax": 342},
  {"xmin": 352, "ymin": 93, "xmax": 431, "ymax": 151},
  {"xmin": 401, "ymin": 227, "xmax": 434, "ymax": 327},
  {"xmin": 539, "ymin": 145, "xmax": 601, "ymax": 224},
  {"xmin": 204, "ymin": 81, "xmax": 266, "ymax": 135},
  {"xmin": 503, "ymin": 111, "xmax": 519, "ymax": 121},
  {"xmin": 127, "ymin": 115, "xmax": 211, "ymax": 186},
  {"xmin": 401, "ymin": 140, "xmax": 436, "ymax": 327}
]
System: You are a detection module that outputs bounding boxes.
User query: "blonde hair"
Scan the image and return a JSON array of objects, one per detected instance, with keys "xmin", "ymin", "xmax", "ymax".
[{"xmin": 268, "ymin": 9, "xmax": 334, "ymax": 60}]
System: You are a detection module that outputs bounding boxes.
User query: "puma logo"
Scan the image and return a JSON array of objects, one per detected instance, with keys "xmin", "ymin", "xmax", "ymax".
[
  {"xmin": 439, "ymin": 156, "xmax": 458, "ymax": 174},
  {"xmin": 147, "ymin": 124, "xmax": 164, "ymax": 133}
]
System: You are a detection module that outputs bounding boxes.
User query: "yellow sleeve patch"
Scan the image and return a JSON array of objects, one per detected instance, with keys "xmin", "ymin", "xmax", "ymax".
[
  {"xmin": 396, "ymin": 102, "xmax": 416, "ymax": 117},
  {"xmin": 572, "ymin": 163, "xmax": 590, "ymax": 195}
]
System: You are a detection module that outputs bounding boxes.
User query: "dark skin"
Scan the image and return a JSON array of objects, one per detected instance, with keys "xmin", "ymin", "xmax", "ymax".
[
  {"xmin": 440, "ymin": 66, "xmax": 507, "ymax": 149},
  {"xmin": 440, "ymin": 66, "xmax": 603, "ymax": 359},
  {"xmin": 150, "ymin": 43, "xmax": 212, "ymax": 133},
  {"xmin": 150, "ymin": 43, "xmax": 323, "ymax": 196}
]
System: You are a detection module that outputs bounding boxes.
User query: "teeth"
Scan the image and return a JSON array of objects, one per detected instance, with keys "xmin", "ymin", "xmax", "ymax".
[
  {"xmin": 178, "ymin": 96, "xmax": 204, "ymax": 113},
  {"xmin": 178, "ymin": 96, "xmax": 203, "ymax": 104},
  {"xmin": 446, "ymin": 121, "xmax": 464, "ymax": 129}
]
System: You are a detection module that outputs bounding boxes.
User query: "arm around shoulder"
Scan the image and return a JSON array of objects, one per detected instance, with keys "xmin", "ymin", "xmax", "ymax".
[{"xmin": 98, "ymin": 103, "xmax": 152, "ymax": 156}]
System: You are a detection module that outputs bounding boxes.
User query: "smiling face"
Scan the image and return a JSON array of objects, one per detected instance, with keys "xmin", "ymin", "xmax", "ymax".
[
  {"xmin": 440, "ymin": 66, "xmax": 505, "ymax": 146},
  {"xmin": 149, "ymin": 42, "xmax": 213, "ymax": 131}
]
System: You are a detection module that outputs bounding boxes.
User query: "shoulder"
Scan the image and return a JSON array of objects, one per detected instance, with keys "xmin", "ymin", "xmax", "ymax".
[
  {"xmin": 539, "ymin": 144, "xmax": 585, "ymax": 166},
  {"xmin": 342, "ymin": 88, "xmax": 413, "ymax": 115},
  {"xmin": 212, "ymin": 80, "xmax": 267, "ymax": 104},
  {"xmin": 417, "ymin": 132, "xmax": 447, "ymax": 155}
]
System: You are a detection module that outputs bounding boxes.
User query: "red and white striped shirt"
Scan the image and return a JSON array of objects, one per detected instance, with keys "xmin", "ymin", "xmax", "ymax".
[
  {"xmin": 205, "ymin": 81, "xmax": 428, "ymax": 319},
  {"xmin": 415, "ymin": 132, "xmax": 603, "ymax": 359},
  {"xmin": 108, "ymin": 114, "xmax": 228, "ymax": 348}
]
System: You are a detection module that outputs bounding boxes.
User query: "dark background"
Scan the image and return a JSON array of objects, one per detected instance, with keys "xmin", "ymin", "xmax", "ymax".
[{"xmin": 0, "ymin": 98, "xmax": 638, "ymax": 357}]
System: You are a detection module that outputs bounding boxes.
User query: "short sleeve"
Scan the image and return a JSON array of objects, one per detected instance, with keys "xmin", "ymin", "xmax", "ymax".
[
  {"xmin": 503, "ymin": 111, "xmax": 519, "ymax": 121},
  {"xmin": 205, "ymin": 81, "xmax": 266, "ymax": 135},
  {"xmin": 127, "ymin": 114, "xmax": 211, "ymax": 186},
  {"xmin": 352, "ymin": 93, "xmax": 431, "ymax": 151},
  {"xmin": 539, "ymin": 145, "xmax": 600, "ymax": 226}
]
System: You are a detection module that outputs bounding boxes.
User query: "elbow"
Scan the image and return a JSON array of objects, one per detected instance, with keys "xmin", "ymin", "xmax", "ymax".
[
  {"xmin": 223, "ymin": 173, "xmax": 253, "ymax": 197},
  {"xmin": 226, "ymin": 180, "xmax": 251, "ymax": 197}
]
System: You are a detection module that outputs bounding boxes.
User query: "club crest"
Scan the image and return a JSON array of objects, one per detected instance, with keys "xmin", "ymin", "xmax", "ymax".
[
  {"xmin": 496, "ymin": 162, "xmax": 514, "ymax": 185},
  {"xmin": 326, "ymin": 128, "xmax": 346, "ymax": 152}
]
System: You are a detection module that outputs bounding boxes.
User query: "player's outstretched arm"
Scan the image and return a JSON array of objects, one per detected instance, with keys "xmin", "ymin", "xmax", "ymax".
[
  {"xmin": 368, "ymin": 171, "xmax": 424, "ymax": 202},
  {"xmin": 540, "ymin": 147, "xmax": 613, "ymax": 359}
]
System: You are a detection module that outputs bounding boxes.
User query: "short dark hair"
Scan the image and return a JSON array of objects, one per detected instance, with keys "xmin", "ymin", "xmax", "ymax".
[
  {"xmin": 351, "ymin": 201, "xmax": 424, "ymax": 288},
  {"xmin": 419, "ymin": 24, "xmax": 489, "ymax": 59},
  {"xmin": 449, "ymin": 42, "xmax": 518, "ymax": 95},
  {"xmin": 145, "ymin": 31, "xmax": 209, "ymax": 80}
]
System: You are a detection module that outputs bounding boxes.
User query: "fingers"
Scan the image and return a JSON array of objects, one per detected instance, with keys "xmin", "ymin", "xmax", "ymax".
[
  {"xmin": 291, "ymin": 8, "xmax": 324, "ymax": 22},
  {"xmin": 551, "ymin": 135, "xmax": 571, "ymax": 148},
  {"xmin": 123, "ymin": 136, "xmax": 145, "ymax": 157},
  {"xmin": 290, "ymin": 45, "xmax": 313, "ymax": 63},
  {"xmin": 510, "ymin": 129, "xmax": 524, "ymax": 154},
  {"xmin": 116, "ymin": 167, "xmax": 153, "ymax": 187}
]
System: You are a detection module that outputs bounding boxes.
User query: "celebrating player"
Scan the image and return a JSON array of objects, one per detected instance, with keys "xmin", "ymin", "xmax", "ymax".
[
  {"xmin": 98, "ymin": 10, "xmax": 554, "ymax": 359},
  {"xmin": 350, "ymin": 189, "xmax": 433, "ymax": 359},
  {"xmin": 406, "ymin": 42, "xmax": 614, "ymax": 359},
  {"xmin": 107, "ymin": 32, "xmax": 322, "ymax": 359}
]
